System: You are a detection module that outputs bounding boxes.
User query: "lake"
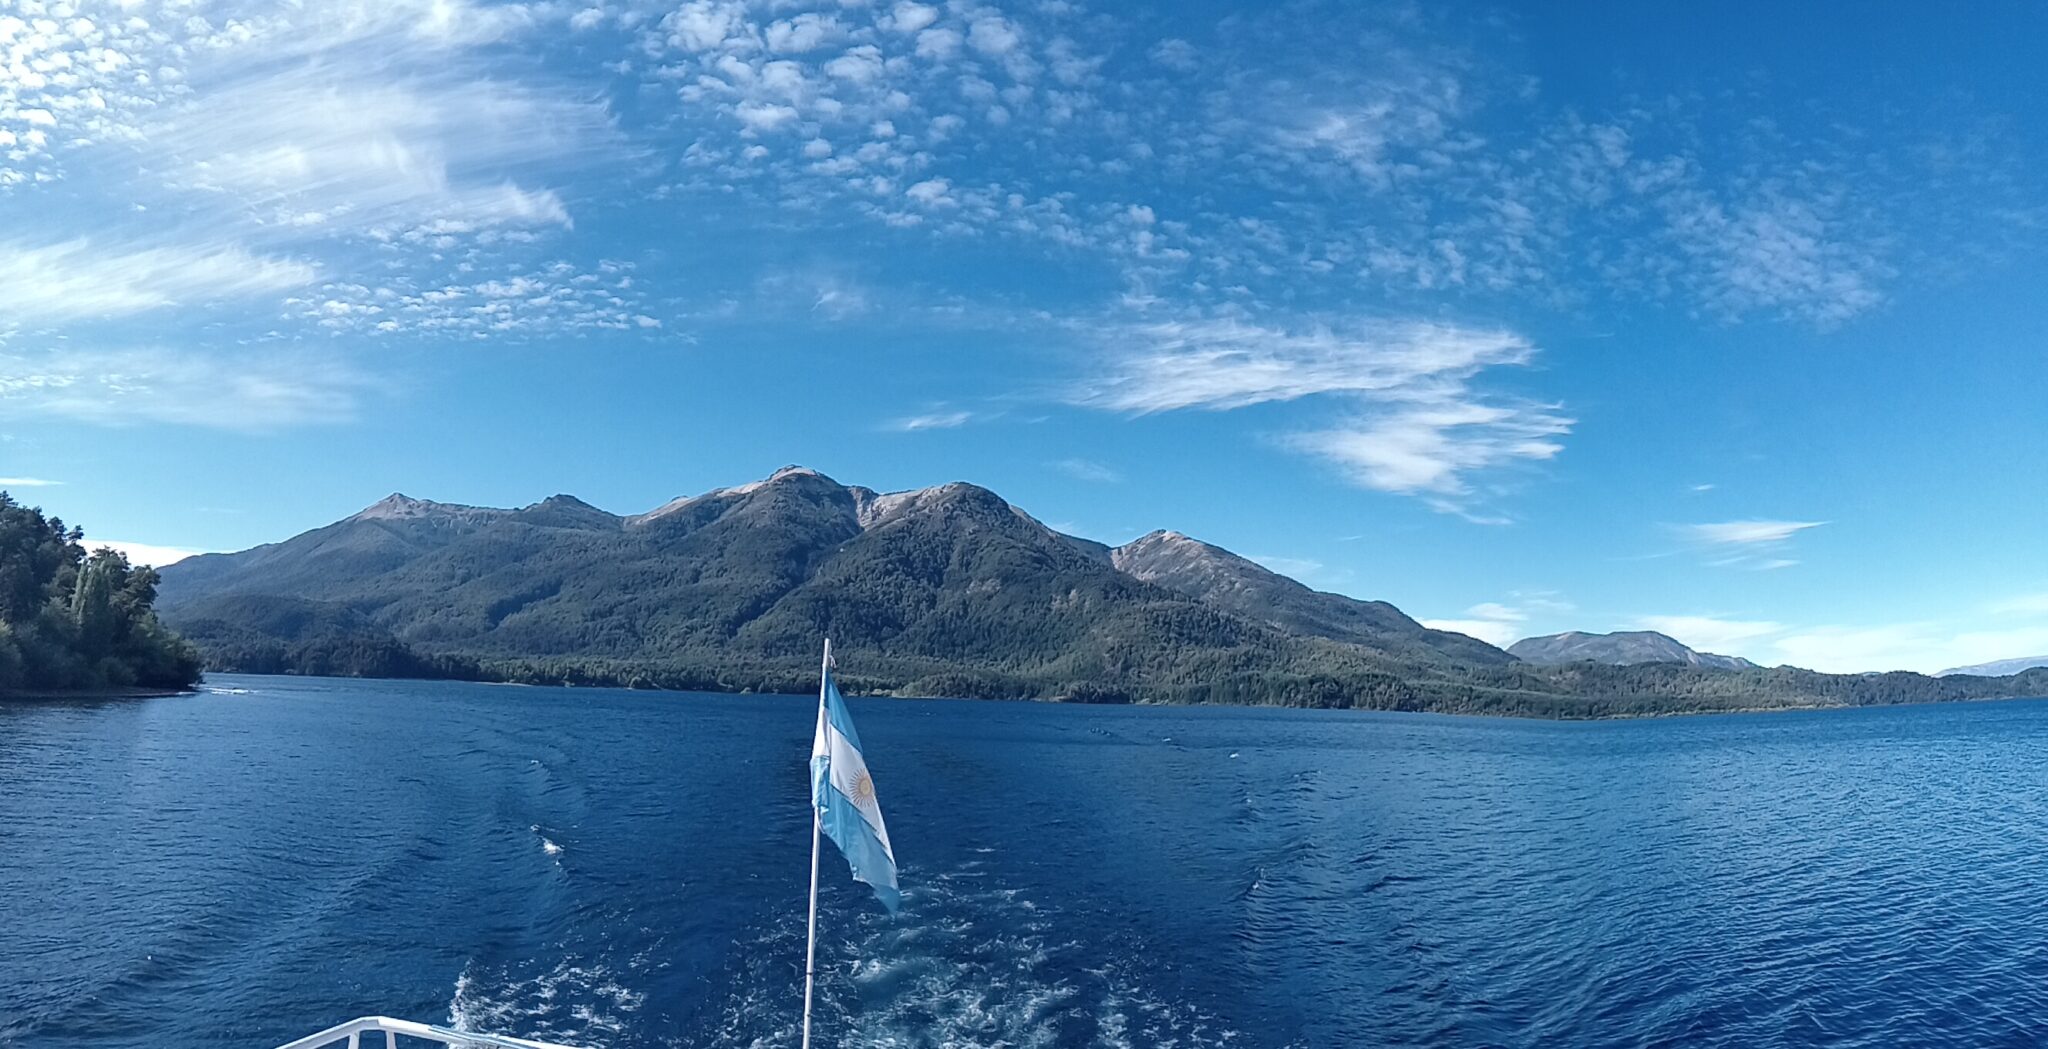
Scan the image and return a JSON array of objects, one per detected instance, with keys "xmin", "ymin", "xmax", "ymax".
[{"xmin": 4, "ymin": 676, "xmax": 2047, "ymax": 1047}]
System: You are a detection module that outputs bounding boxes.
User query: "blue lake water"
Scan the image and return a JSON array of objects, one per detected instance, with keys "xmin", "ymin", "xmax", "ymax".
[{"xmin": 5, "ymin": 676, "xmax": 2048, "ymax": 1047}]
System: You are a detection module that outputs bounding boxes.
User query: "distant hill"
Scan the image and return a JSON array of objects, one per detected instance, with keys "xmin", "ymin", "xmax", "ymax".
[
  {"xmin": 1509, "ymin": 630, "xmax": 1757, "ymax": 670},
  {"xmin": 1940, "ymin": 656, "xmax": 2048, "ymax": 677},
  {"xmin": 158, "ymin": 467, "xmax": 2048, "ymax": 717},
  {"xmin": 1108, "ymin": 530, "xmax": 1510, "ymax": 667}
]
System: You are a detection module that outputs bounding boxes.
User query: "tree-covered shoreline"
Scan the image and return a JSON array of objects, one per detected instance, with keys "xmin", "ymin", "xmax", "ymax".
[
  {"xmin": 183, "ymin": 636, "xmax": 2048, "ymax": 720},
  {"xmin": 0, "ymin": 493, "xmax": 203, "ymax": 695}
]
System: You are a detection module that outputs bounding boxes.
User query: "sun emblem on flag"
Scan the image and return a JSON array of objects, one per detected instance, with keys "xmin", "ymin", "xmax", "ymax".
[{"xmin": 849, "ymin": 771, "xmax": 875, "ymax": 805}]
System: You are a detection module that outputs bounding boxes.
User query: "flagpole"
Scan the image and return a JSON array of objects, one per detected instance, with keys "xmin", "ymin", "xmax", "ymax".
[{"xmin": 801, "ymin": 637, "xmax": 830, "ymax": 1049}]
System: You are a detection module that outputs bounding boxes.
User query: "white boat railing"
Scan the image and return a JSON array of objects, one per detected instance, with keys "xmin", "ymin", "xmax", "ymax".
[{"xmin": 273, "ymin": 1016, "xmax": 589, "ymax": 1049}]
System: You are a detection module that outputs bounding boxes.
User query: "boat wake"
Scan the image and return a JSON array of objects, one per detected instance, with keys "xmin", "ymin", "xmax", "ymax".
[
  {"xmin": 706, "ymin": 862, "xmax": 1242, "ymax": 1048},
  {"xmin": 448, "ymin": 957, "xmax": 646, "ymax": 1045}
]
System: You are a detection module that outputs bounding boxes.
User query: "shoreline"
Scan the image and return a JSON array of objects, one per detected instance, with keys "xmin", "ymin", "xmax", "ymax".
[
  {"xmin": 192, "ymin": 670, "xmax": 2048, "ymax": 723},
  {"xmin": 0, "ymin": 685, "xmax": 198, "ymax": 704}
]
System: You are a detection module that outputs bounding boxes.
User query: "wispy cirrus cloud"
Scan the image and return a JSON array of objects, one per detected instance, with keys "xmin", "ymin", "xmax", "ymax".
[
  {"xmin": 154, "ymin": 62, "xmax": 603, "ymax": 238},
  {"xmin": 1291, "ymin": 400, "xmax": 1571, "ymax": 513},
  {"xmin": 0, "ymin": 348, "xmax": 377, "ymax": 430},
  {"xmin": 1051, "ymin": 458, "xmax": 1121, "ymax": 483},
  {"xmin": 1681, "ymin": 520, "xmax": 1826, "ymax": 546},
  {"xmin": 885, "ymin": 409, "xmax": 974, "ymax": 432},
  {"xmin": 1, "ymin": 0, "xmax": 2032, "ymax": 466},
  {"xmin": 1076, "ymin": 317, "xmax": 1569, "ymax": 513},
  {"xmin": 1075, "ymin": 319, "xmax": 1536, "ymax": 413},
  {"xmin": 1673, "ymin": 519, "xmax": 1824, "ymax": 570},
  {"xmin": 0, "ymin": 476, "xmax": 63, "ymax": 487},
  {"xmin": 0, "ymin": 240, "xmax": 318, "ymax": 323},
  {"xmin": 2, "ymin": 0, "xmax": 621, "ymax": 344}
]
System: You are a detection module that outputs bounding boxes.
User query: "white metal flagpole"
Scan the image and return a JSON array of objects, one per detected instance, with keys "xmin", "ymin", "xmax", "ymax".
[{"xmin": 801, "ymin": 637, "xmax": 830, "ymax": 1049}]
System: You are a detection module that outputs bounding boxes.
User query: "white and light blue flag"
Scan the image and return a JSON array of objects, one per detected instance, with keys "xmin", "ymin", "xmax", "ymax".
[{"xmin": 810, "ymin": 670, "xmax": 900, "ymax": 912}]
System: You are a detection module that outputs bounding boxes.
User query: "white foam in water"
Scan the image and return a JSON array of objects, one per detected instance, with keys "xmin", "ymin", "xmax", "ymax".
[
  {"xmin": 204, "ymin": 687, "xmax": 253, "ymax": 695},
  {"xmin": 708, "ymin": 865, "xmax": 1242, "ymax": 1048},
  {"xmin": 448, "ymin": 957, "xmax": 645, "ymax": 1044},
  {"xmin": 531, "ymin": 825, "xmax": 565, "ymax": 859}
]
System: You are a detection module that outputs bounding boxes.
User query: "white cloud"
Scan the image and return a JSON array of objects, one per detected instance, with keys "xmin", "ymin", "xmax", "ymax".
[
  {"xmin": 766, "ymin": 13, "xmax": 840, "ymax": 54},
  {"xmin": 1051, "ymin": 458, "xmax": 1121, "ymax": 483},
  {"xmin": 886, "ymin": 409, "xmax": 973, "ymax": 432},
  {"xmin": 661, "ymin": 0, "xmax": 753, "ymax": 52},
  {"xmin": 737, "ymin": 100, "xmax": 801, "ymax": 132},
  {"xmin": 156, "ymin": 64, "xmax": 597, "ymax": 231},
  {"xmin": 1681, "ymin": 520, "xmax": 1826, "ymax": 546},
  {"xmin": 1595, "ymin": 612, "xmax": 2048, "ymax": 674},
  {"xmin": 289, "ymin": 260, "xmax": 660, "ymax": 338},
  {"xmin": 1423, "ymin": 599, "xmax": 1549, "ymax": 648},
  {"xmin": 1293, "ymin": 401, "xmax": 1569, "ymax": 507},
  {"xmin": 887, "ymin": 3, "xmax": 940, "ymax": 34},
  {"xmin": 1769, "ymin": 623, "xmax": 2048, "ymax": 676},
  {"xmin": 0, "ymin": 240, "xmax": 316, "ymax": 323},
  {"xmin": 1149, "ymin": 38, "xmax": 1198, "ymax": 71},
  {"xmin": 0, "ymin": 477, "xmax": 63, "ymax": 487},
  {"xmin": 1666, "ymin": 193, "xmax": 1889, "ymax": 328},
  {"xmin": 905, "ymin": 178, "xmax": 953, "ymax": 206},
  {"xmin": 810, "ymin": 284, "xmax": 868, "ymax": 319},
  {"xmin": 967, "ymin": 16, "xmax": 1022, "ymax": 58},
  {"xmin": 1422, "ymin": 618, "xmax": 1522, "ymax": 648},
  {"xmin": 0, "ymin": 348, "xmax": 374, "ymax": 430},
  {"xmin": 1631, "ymin": 614, "xmax": 1785, "ymax": 653},
  {"xmin": 1076, "ymin": 317, "xmax": 1568, "ymax": 512},
  {"xmin": 1078, "ymin": 318, "xmax": 1535, "ymax": 414},
  {"xmin": 8, "ymin": 0, "xmax": 610, "ymax": 243},
  {"xmin": 915, "ymin": 27, "xmax": 962, "ymax": 60},
  {"xmin": 85, "ymin": 539, "xmax": 207, "ymax": 568}
]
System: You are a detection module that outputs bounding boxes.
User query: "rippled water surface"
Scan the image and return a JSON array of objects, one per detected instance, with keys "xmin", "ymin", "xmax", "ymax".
[{"xmin": 6, "ymin": 676, "xmax": 2048, "ymax": 1047}]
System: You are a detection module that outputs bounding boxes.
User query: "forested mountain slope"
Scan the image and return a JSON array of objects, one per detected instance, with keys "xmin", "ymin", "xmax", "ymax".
[{"xmin": 159, "ymin": 469, "xmax": 2048, "ymax": 717}]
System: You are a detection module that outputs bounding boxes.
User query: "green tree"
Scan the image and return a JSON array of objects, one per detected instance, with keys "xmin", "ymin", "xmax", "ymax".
[
  {"xmin": 0, "ymin": 492, "xmax": 202, "ymax": 694},
  {"xmin": 0, "ymin": 492, "xmax": 83, "ymax": 625},
  {"xmin": 72, "ymin": 551, "xmax": 120, "ymax": 658}
]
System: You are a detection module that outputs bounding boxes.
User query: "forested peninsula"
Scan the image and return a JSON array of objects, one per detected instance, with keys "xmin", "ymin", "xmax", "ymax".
[{"xmin": 0, "ymin": 493, "xmax": 202, "ymax": 696}]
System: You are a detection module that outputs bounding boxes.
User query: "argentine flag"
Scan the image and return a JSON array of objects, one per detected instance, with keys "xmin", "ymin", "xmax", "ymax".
[{"xmin": 810, "ymin": 670, "xmax": 900, "ymax": 912}]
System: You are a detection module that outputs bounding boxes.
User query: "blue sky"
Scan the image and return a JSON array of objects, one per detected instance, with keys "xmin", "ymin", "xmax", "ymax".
[{"xmin": 3, "ymin": 0, "xmax": 2045, "ymax": 673}]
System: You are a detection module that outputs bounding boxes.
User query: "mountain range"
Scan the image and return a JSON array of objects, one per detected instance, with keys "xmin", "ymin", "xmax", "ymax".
[
  {"xmin": 157, "ymin": 467, "xmax": 2048, "ymax": 717},
  {"xmin": 1940, "ymin": 656, "xmax": 2048, "ymax": 677},
  {"xmin": 1508, "ymin": 631, "xmax": 1758, "ymax": 671}
]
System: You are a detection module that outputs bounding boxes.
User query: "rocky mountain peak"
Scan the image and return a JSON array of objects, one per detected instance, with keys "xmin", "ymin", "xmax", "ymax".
[{"xmin": 351, "ymin": 493, "xmax": 497, "ymax": 521}]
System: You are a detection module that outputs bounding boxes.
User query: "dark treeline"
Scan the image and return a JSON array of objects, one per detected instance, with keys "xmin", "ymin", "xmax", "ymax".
[
  {"xmin": 0, "ymin": 493, "xmax": 202, "ymax": 694},
  {"xmin": 175, "ymin": 616, "xmax": 2048, "ymax": 718}
]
